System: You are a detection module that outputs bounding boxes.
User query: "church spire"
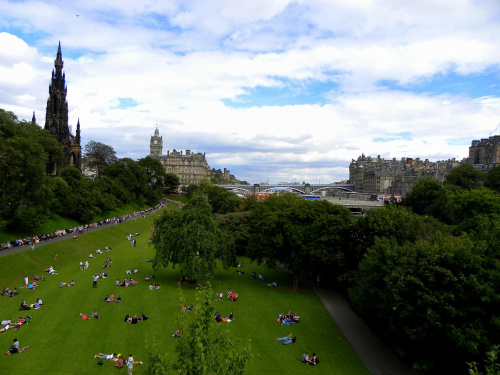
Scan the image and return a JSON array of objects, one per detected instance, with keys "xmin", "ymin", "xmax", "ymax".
[
  {"xmin": 76, "ymin": 118, "xmax": 81, "ymax": 143},
  {"xmin": 32, "ymin": 111, "xmax": 36, "ymax": 124}
]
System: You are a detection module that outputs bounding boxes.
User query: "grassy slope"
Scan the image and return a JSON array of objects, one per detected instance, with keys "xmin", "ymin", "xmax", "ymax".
[
  {"xmin": 0, "ymin": 209, "xmax": 371, "ymax": 375},
  {"xmin": 0, "ymin": 203, "xmax": 153, "ymax": 244}
]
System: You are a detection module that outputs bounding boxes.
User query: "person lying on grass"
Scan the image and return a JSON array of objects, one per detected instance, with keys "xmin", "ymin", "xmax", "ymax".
[
  {"xmin": 172, "ymin": 330, "xmax": 182, "ymax": 338},
  {"xmin": 13, "ymin": 316, "xmax": 31, "ymax": 330},
  {"xmin": 9, "ymin": 288, "xmax": 19, "ymax": 297},
  {"xmin": 91, "ymin": 310, "xmax": 100, "ymax": 319},
  {"xmin": 276, "ymin": 333, "xmax": 292, "ymax": 341},
  {"xmin": 94, "ymin": 353, "xmax": 116, "ymax": 360},
  {"xmin": 282, "ymin": 336, "xmax": 296, "ymax": 345},
  {"xmin": 5, "ymin": 339, "xmax": 30, "ymax": 355},
  {"xmin": 80, "ymin": 313, "xmax": 90, "ymax": 320}
]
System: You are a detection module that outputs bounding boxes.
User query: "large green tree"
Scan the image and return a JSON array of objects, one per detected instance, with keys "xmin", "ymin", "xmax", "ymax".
[
  {"xmin": 349, "ymin": 234, "xmax": 500, "ymax": 374},
  {"xmin": 0, "ymin": 109, "xmax": 60, "ymax": 229},
  {"xmin": 443, "ymin": 188, "xmax": 500, "ymax": 234},
  {"xmin": 152, "ymin": 194, "xmax": 237, "ymax": 280},
  {"xmin": 247, "ymin": 194, "xmax": 354, "ymax": 290},
  {"xmin": 84, "ymin": 140, "xmax": 117, "ymax": 179},
  {"xmin": 484, "ymin": 165, "xmax": 500, "ymax": 193},
  {"xmin": 402, "ymin": 178, "xmax": 445, "ymax": 217},
  {"xmin": 444, "ymin": 163, "xmax": 484, "ymax": 190}
]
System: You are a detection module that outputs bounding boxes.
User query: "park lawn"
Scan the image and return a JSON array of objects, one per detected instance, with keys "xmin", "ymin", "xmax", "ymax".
[{"xmin": 0, "ymin": 209, "xmax": 371, "ymax": 375}]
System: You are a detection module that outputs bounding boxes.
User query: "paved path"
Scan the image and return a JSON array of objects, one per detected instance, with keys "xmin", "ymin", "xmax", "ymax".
[
  {"xmin": 313, "ymin": 286, "xmax": 421, "ymax": 375},
  {"xmin": 2, "ymin": 221, "xmax": 420, "ymax": 375}
]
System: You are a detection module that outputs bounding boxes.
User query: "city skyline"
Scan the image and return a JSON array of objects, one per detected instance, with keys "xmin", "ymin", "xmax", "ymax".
[{"xmin": 1, "ymin": 1, "xmax": 499, "ymax": 184}]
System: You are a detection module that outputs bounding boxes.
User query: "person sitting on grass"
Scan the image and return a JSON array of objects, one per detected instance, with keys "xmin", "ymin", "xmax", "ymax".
[
  {"xmin": 94, "ymin": 353, "xmax": 116, "ymax": 360},
  {"xmin": 115, "ymin": 355, "xmax": 126, "ymax": 368},
  {"xmin": 2, "ymin": 287, "xmax": 10, "ymax": 296},
  {"xmin": 104, "ymin": 295, "xmax": 112, "ymax": 302},
  {"xmin": 124, "ymin": 314, "xmax": 131, "ymax": 323},
  {"xmin": 140, "ymin": 313, "xmax": 149, "ymax": 321},
  {"xmin": 5, "ymin": 338, "xmax": 29, "ymax": 355},
  {"xmin": 154, "ymin": 283, "xmax": 160, "ymax": 289},
  {"xmin": 9, "ymin": 288, "xmax": 19, "ymax": 297},
  {"xmin": 115, "ymin": 296, "xmax": 122, "ymax": 303},
  {"xmin": 149, "ymin": 283, "xmax": 154, "ymax": 290},
  {"xmin": 20, "ymin": 300, "xmax": 30, "ymax": 310},
  {"xmin": 301, "ymin": 352, "xmax": 311, "ymax": 363},
  {"xmin": 130, "ymin": 315, "xmax": 139, "ymax": 324},
  {"xmin": 91, "ymin": 310, "xmax": 100, "ymax": 319},
  {"xmin": 33, "ymin": 299, "xmax": 41, "ymax": 310},
  {"xmin": 267, "ymin": 280, "xmax": 277, "ymax": 287},
  {"xmin": 309, "ymin": 353, "xmax": 319, "ymax": 365}
]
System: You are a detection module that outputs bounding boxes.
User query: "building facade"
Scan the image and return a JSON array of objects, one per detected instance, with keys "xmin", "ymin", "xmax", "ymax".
[
  {"xmin": 44, "ymin": 42, "xmax": 81, "ymax": 171},
  {"xmin": 468, "ymin": 136, "xmax": 500, "ymax": 172},
  {"xmin": 349, "ymin": 154, "xmax": 461, "ymax": 195},
  {"xmin": 149, "ymin": 128, "xmax": 211, "ymax": 185}
]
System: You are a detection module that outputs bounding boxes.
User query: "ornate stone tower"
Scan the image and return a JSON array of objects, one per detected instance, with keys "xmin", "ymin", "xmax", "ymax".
[
  {"xmin": 44, "ymin": 42, "xmax": 82, "ymax": 171},
  {"xmin": 150, "ymin": 127, "xmax": 163, "ymax": 158}
]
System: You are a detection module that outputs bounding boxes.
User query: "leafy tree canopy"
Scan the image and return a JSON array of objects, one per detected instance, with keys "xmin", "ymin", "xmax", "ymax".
[
  {"xmin": 247, "ymin": 194, "xmax": 355, "ymax": 290},
  {"xmin": 84, "ymin": 140, "xmax": 117, "ymax": 179},
  {"xmin": 152, "ymin": 194, "xmax": 237, "ymax": 280},
  {"xmin": 444, "ymin": 163, "xmax": 484, "ymax": 190}
]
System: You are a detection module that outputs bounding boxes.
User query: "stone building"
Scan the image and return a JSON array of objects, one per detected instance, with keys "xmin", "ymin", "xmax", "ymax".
[
  {"xmin": 149, "ymin": 128, "xmax": 210, "ymax": 184},
  {"xmin": 43, "ymin": 42, "xmax": 81, "ymax": 171},
  {"xmin": 468, "ymin": 136, "xmax": 500, "ymax": 172},
  {"xmin": 349, "ymin": 154, "xmax": 460, "ymax": 195}
]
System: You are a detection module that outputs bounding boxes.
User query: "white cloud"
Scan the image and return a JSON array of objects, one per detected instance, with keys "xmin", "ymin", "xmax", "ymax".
[{"xmin": 0, "ymin": 0, "xmax": 499, "ymax": 183}]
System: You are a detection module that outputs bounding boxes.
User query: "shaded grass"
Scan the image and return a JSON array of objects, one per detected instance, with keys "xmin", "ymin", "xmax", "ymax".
[
  {"xmin": 0, "ymin": 210, "xmax": 371, "ymax": 375},
  {"xmin": 0, "ymin": 203, "xmax": 151, "ymax": 243}
]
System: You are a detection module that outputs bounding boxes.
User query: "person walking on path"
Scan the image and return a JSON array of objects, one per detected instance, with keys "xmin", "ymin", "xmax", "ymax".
[{"xmin": 93, "ymin": 274, "xmax": 98, "ymax": 288}]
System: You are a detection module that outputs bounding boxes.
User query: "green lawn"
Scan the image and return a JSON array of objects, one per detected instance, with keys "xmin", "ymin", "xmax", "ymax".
[{"xmin": 0, "ymin": 209, "xmax": 371, "ymax": 375}]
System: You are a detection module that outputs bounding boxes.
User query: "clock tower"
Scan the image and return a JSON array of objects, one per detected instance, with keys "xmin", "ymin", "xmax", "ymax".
[{"xmin": 150, "ymin": 127, "xmax": 163, "ymax": 158}]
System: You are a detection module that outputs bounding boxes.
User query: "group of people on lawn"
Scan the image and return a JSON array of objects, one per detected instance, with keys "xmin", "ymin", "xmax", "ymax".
[{"xmin": 124, "ymin": 313, "xmax": 149, "ymax": 324}]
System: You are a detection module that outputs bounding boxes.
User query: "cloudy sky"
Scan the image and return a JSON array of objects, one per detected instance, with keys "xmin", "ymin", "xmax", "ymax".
[{"xmin": 1, "ymin": 0, "xmax": 499, "ymax": 184}]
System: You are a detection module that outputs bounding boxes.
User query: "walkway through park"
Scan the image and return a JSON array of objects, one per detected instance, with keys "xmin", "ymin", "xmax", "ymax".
[{"xmin": 2, "ymin": 223, "xmax": 420, "ymax": 375}]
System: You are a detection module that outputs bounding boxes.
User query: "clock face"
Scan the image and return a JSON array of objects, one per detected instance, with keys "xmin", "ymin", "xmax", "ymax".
[{"xmin": 154, "ymin": 140, "xmax": 157, "ymax": 144}]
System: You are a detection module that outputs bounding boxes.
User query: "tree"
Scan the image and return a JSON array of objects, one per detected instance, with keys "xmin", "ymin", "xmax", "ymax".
[
  {"xmin": 173, "ymin": 284, "xmax": 250, "ymax": 374},
  {"xmin": 468, "ymin": 345, "xmax": 500, "ymax": 375},
  {"xmin": 215, "ymin": 211, "xmax": 253, "ymax": 255},
  {"xmin": 164, "ymin": 173, "xmax": 180, "ymax": 193},
  {"xmin": 402, "ymin": 178, "xmax": 445, "ymax": 216},
  {"xmin": 247, "ymin": 194, "xmax": 355, "ymax": 290},
  {"xmin": 152, "ymin": 194, "xmax": 237, "ymax": 280},
  {"xmin": 0, "ymin": 110, "xmax": 57, "ymax": 229},
  {"xmin": 444, "ymin": 163, "xmax": 484, "ymax": 190},
  {"xmin": 443, "ymin": 188, "xmax": 500, "ymax": 234},
  {"xmin": 484, "ymin": 165, "xmax": 500, "ymax": 193},
  {"xmin": 84, "ymin": 140, "xmax": 117, "ymax": 179},
  {"xmin": 349, "ymin": 234, "xmax": 500, "ymax": 373}
]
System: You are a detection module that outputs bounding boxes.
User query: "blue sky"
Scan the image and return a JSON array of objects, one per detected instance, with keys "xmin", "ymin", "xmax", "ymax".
[{"xmin": 0, "ymin": 0, "xmax": 499, "ymax": 183}]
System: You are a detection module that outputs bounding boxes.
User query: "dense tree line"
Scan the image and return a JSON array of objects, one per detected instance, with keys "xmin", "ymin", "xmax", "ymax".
[
  {"xmin": 0, "ymin": 108, "xmax": 179, "ymax": 230},
  {"xmin": 153, "ymin": 168, "xmax": 500, "ymax": 374}
]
